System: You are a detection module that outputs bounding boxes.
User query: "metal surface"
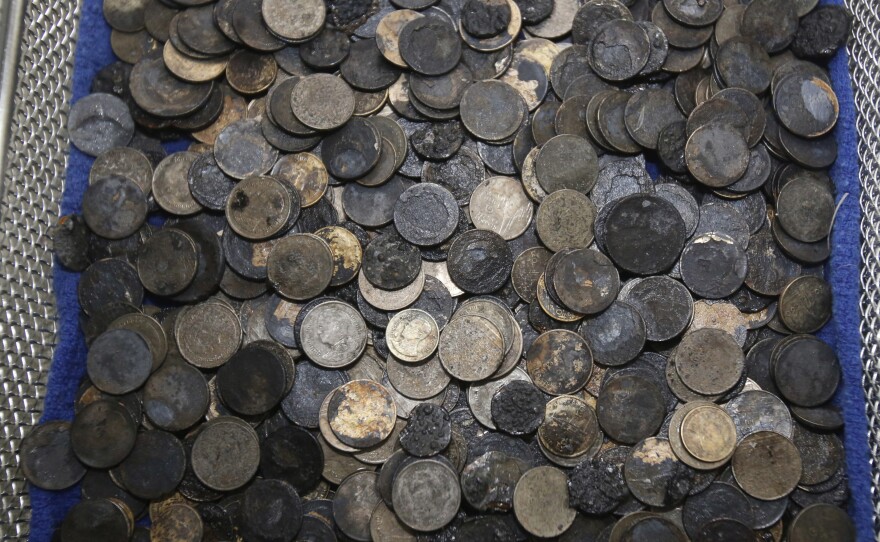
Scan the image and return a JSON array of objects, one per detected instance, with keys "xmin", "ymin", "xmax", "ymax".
[
  {"xmin": 0, "ymin": 0, "xmax": 79, "ymax": 537},
  {"xmin": 0, "ymin": 0, "xmax": 879, "ymax": 540}
]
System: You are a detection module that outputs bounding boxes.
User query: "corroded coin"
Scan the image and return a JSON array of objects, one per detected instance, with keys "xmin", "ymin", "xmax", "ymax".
[
  {"xmin": 538, "ymin": 395, "xmax": 599, "ymax": 459},
  {"xmin": 387, "ymin": 352, "xmax": 450, "ymax": 400},
  {"xmin": 393, "ymin": 458, "xmax": 461, "ymax": 531},
  {"xmin": 87, "ymin": 328, "xmax": 152, "ymax": 395},
  {"xmin": 399, "ymin": 402, "xmax": 451, "ymax": 456},
  {"xmin": 526, "ymin": 329, "xmax": 593, "ymax": 395},
  {"xmin": 262, "ymin": 0, "xmax": 326, "ymax": 41},
  {"xmin": 376, "ymin": 9, "xmax": 424, "ymax": 67},
  {"xmin": 513, "ymin": 466, "xmax": 576, "ymax": 538},
  {"xmin": 394, "ymin": 182, "xmax": 461, "ymax": 246},
  {"xmin": 290, "ymin": 74, "xmax": 355, "ymax": 131},
  {"xmin": 301, "ymin": 300, "xmax": 368, "ymax": 368},
  {"xmin": 363, "ymin": 233, "xmax": 422, "ymax": 290},
  {"xmin": 82, "ymin": 176, "xmax": 149, "ymax": 240},
  {"xmin": 69, "ymin": 93, "xmax": 135, "ymax": 157},
  {"xmin": 460, "ymin": 80, "xmax": 526, "ymax": 142},
  {"xmin": 624, "ymin": 437, "xmax": 694, "ymax": 508},
  {"xmin": 386, "ymin": 309, "xmax": 439, "ymax": 363},
  {"xmin": 61, "ymin": 498, "xmax": 133, "ymax": 542},
  {"xmin": 779, "ymin": 275, "xmax": 833, "ymax": 334},
  {"xmin": 315, "ymin": 225, "xmax": 363, "ymax": 286},
  {"xmin": 271, "ymin": 153, "xmax": 329, "ymax": 208},
  {"xmin": 21, "ymin": 421, "xmax": 87, "ymax": 490},
  {"xmin": 552, "ymin": 248, "xmax": 619, "ymax": 315},
  {"xmin": 598, "ymin": 373, "xmax": 665, "ymax": 445},
  {"xmin": 175, "ymin": 301, "xmax": 242, "ymax": 368},
  {"xmin": 118, "ymin": 430, "xmax": 186, "ymax": 500},
  {"xmin": 469, "ymin": 176, "xmax": 534, "ymax": 240},
  {"xmin": 328, "ymin": 380, "xmax": 397, "ymax": 448},
  {"xmin": 577, "ymin": 300, "xmax": 645, "ymax": 367},
  {"xmin": 535, "ymin": 189, "xmax": 596, "ymax": 252},
  {"xmin": 679, "ymin": 404, "xmax": 737, "ymax": 463},
  {"xmin": 674, "ymin": 329, "xmax": 744, "ymax": 396},
  {"xmin": 490, "ymin": 380, "xmax": 545, "ymax": 436},
  {"xmin": 604, "ymin": 194, "xmax": 686, "ymax": 275},
  {"xmin": 447, "ymin": 229, "xmax": 513, "ymax": 295}
]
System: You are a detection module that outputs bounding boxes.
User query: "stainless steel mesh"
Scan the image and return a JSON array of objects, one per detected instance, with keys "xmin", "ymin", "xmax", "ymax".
[{"xmin": 1, "ymin": 0, "xmax": 880, "ymax": 539}]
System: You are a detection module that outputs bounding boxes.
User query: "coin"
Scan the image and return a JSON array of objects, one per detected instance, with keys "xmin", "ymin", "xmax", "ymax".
[
  {"xmin": 772, "ymin": 335, "xmax": 840, "ymax": 407},
  {"xmin": 467, "ymin": 176, "xmax": 533, "ymax": 240},
  {"xmin": 69, "ymin": 93, "xmax": 135, "ymax": 157},
  {"xmin": 175, "ymin": 301, "xmax": 242, "ymax": 368},
  {"xmin": 680, "ymin": 233, "xmax": 747, "ymax": 299},
  {"xmin": 61, "ymin": 498, "xmax": 134, "ymax": 542},
  {"xmin": 191, "ymin": 417, "xmax": 260, "ymax": 491},
  {"xmin": 674, "ymin": 329, "xmax": 744, "ymax": 396},
  {"xmin": 82, "ymin": 176, "xmax": 149, "ymax": 240},
  {"xmin": 732, "ymin": 431, "xmax": 802, "ymax": 500},
  {"xmin": 490, "ymin": 380, "xmax": 546, "ymax": 436},
  {"xmin": 598, "ymin": 373, "xmax": 665, "ymax": 445},
  {"xmin": 143, "ymin": 358, "xmax": 210, "ymax": 432},
  {"xmin": 21, "ymin": 421, "xmax": 87, "ymax": 491},
  {"xmin": 363, "ymin": 233, "xmax": 423, "ymax": 290},
  {"xmin": 447, "ymin": 229, "xmax": 513, "ymax": 295},
  {"xmin": 340, "ymin": 38, "xmax": 402, "ymax": 91},
  {"xmin": 393, "ymin": 458, "xmax": 461, "ymax": 531},
  {"xmin": 514, "ymin": 466, "xmax": 576, "ymax": 537},
  {"xmin": 724, "ymin": 389, "xmax": 793, "ymax": 441},
  {"xmin": 526, "ymin": 329, "xmax": 593, "ymax": 395},
  {"xmin": 370, "ymin": 501, "xmax": 418, "ymax": 541},
  {"xmin": 679, "ymin": 405, "xmax": 737, "ymax": 463},
  {"xmin": 400, "ymin": 403, "xmax": 451, "ymax": 456},
  {"xmin": 87, "ymin": 328, "xmax": 152, "ymax": 394},
  {"xmin": 439, "ymin": 314, "xmax": 504, "ymax": 381},
  {"xmin": 358, "ymin": 265, "xmax": 426, "ymax": 311},
  {"xmin": 327, "ymin": 380, "xmax": 397, "ymax": 448},
  {"xmin": 460, "ymin": 80, "xmax": 526, "ymax": 142},
  {"xmin": 217, "ymin": 342, "xmax": 289, "ymax": 415},
  {"xmin": 267, "ymin": 234, "xmax": 334, "ymax": 300},
  {"xmin": 624, "ymin": 437, "xmax": 694, "ymax": 508},
  {"xmin": 577, "ymin": 300, "xmax": 645, "ymax": 367},
  {"xmin": 301, "ymin": 300, "xmax": 368, "ymax": 368},
  {"xmin": 385, "ymin": 309, "xmax": 440, "ymax": 363},
  {"xmin": 535, "ymin": 189, "xmax": 596, "ymax": 252}
]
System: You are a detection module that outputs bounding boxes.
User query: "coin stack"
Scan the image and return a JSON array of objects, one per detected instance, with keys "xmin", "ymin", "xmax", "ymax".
[{"xmin": 32, "ymin": 0, "xmax": 857, "ymax": 540}]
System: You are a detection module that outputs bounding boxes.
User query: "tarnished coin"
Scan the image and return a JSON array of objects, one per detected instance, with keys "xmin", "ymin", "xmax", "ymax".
[
  {"xmin": 271, "ymin": 153, "xmax": 329, "ymax": 208},
  {"xmin": 151, "ymin": 503, "xmax": 203, "ymax": 542},
  {"xmin": 568, "ymin": 449, "xmax": 630, "ymax": 515},
  {"xmin": 460, "ymin": 80, "xmax": 527, "ymax": 142},
  {"xmin": 512, "ymin": 247, "xmax": 552, "ymax": 304},
  {"xmin": 301, "ymin": 300, "xmax": 368, "ymax": 368},
  {"xmin": 214, "ymin": 119, "xmax": 279, "ymax": 179},
  {"xmin": 732, "ymin": 431, "xmax": 802, "ymax": 500},
  {"xmin": 322, "ymin": 117, "xmax": 382, "ymax": 180},
  {"xmin": 394, "ymin": 183, "xmax": 461, "ymax": 246},
  {"xmin": 370, "ymin": 501, "xmax": 418, "ymax": 542},
  {"xmin": 108, "ymin": 312, "xmax": 167, "ymax": 371},
  {"xmin": 142, "ymin": 358, "xmax": 209, "ymax": 433},
  {"xmin": 680, "ymin": 233, "xmax": 748, "ymax": 299},
  {"xmin": 535, "ymin": 189, "xmax": 597, "ymax": 252},
  {"xmin": 387, "ymin": 352, "xmax": 450, "ymax": 400},
  {"xmin": 267, "ymin": 234, "xmax": 334, "ymax": 300},
  {"xmin": 290, "ymin": 74, "xmax": 355, "ymax": 131},
  {"xmin": 577, "ymin": 300, "xmax": 646, "ymax": 367},
  {"xmin": 240, "ymin": 479, "xmax": 303, "ymax": 542},
  {"xmin": 393, "ymin": 458, "xmax": 461, "ymax": 531},
  {"xmin": 386, "ymin": 309, "xmax": 439, "ymax": 363},
  {"xmin": 21, "ymin": 421, "xmax": 87, "ymax": 490},
  {"xmin": 89, "ymin": 147, "xmax": 153, "ymax": 196},
  {"xmin": 789, "ymin": 503, "xmax": 856, "ymax": 542},
  {"xmin": 87, "ymin": 328, "xmax": 152, "ymax": 395},
  {"xmin": 674, "ymin": 329, "xmax": 744, "ymax": 396},
  {"xmin": 328, "ymin": 380, "xmax": 397, "ymax": 448},
  {"xmin": 686, "ymin": 124, "xmax": 750, "ymax": 188},
  {"xmin": 69, "ymin": 93, "xmax": 134, "ymax": 157},
  {"xmin": 358, "ymin": 266, "xmax": 426, "ymax": 311},
  {"xmin": 552, "ymin": 248, "xmax": 619, "ymax": 315},
  {"xmin": 538, "ymin": 394, "xmax": 599, "ymax": 460},
  {"xmin": 399, "ymin": 17, "xmax": 462, "ymax": 75},
  {"xmin": 535, "ymin": 134, "xmax": 598, "ymax": 194},
  {"xmin": 490, "ymin": 380, "xmax": 546, "ymax": 436},
  {"xmin": 772, "ymin": 335, "xmax": 840, "ymax": 407},
  {"xmin": 598, "ymin": 373, "xmax": 665, "ymax": 445},
  {"xmin": 61, "ymin": 498, "xmax": 133, "ymax": 542},
  {"xmin": 679, "ymin": 405, "xmax": 737, "ymax": 463},
  {"xmin": 460, "ymin": 451, "xmax": 524, "ymax": 512},
  {"xmin": 130, "ymin": 53, "xmax": 213, "ymax": 118},
  {"xmin": 439, "ymin": 314, "xmax": 504, "ymax": 382},
  {"xmin": 217, "ymin": 342, "xmax": 290, "ymax": 415},
  {"xmin": 724, "ymin": 390, "xmax": 793, "ymax": 442},
  {"xmin": 260, "ymin": 425, "xmax": 324, "ymax": 493},
  {"xmin": 447, "ymin": 229, "xmax": 513, "ymax": 295},
  {"xmin": 175, "ymin": 301, "xmax": 242, "ymax": 368},
  {"xmin": 118, "ymin": 430, "xmax": 186, "ymax": 500},
  {"xmin": 605, "ymin": 194, "xmax": 686, "ymax": 275},
  {"xmin": 514, "ymin": 466, "xmax": 576, "ymax": 538},
  {"xmin": 314, "ymin": 225, "xmax": 363, "ymax": 286},
  {"xmin": 191, "ymin": 417, "xmax": 261, "ymax": 492},
  {"xmin": 363, "ymin": 233, "xmax": 422, "ymax": 290},
  {"xmin": 625, "ymin": 437, "xmax": 694, "ymax": 508},
  {"xmin": 526, "ymin": 330, "xmax": 593, "ymax": 395},
  {"xmin": 262, "ymin": 0, "xmax": 326, "ymax": 41},
  {"xmin": 778, "ymin": 275, "xmax": 833, "ymax": 334},
  {"xmin": 82, "ymin": 176, "xmax": 148, "ymax": 240},
  {"xmin": 776, "ymin": 176, "xmax": 836, "ymax": 243},
  {"xmin": 376, "ymin": 9, "xmax": 424, "ymax": 67},
  {"xmin": 469, "ymin": 176, "xmax": 534, "ymax": 240},
  {"xmin": 467, "ymin": 367, "xmax": 530, "ymax": 429}
]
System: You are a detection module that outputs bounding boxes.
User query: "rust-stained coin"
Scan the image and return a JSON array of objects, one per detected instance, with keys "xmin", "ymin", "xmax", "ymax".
[
  {"xmin": 328, "ymin": 380, "xmax": 397, "ymax": 448},
  {"xmin": 526, "ymin": 329, "xmax": 593, "ymax": 395},
  {"xmin": 439, "ymin": 314, "xmax": 504, "ymax": 381},
  {"xmin": 315, "ymin": 225, "xmax": 363, "ymax": 286},
  {"xmin": 732, "ymin": 431, "xmax": 802, "ymax": 500},
  {"xmin": 386, "ymin": 309, "xmax": 440, "ymax": 363},
  {"xmin": 271, "ymin": 153, "xmax": 329, "ymax": 207},
  {"xmin": 679, "ymin": 404, "xmax": 737, "ymax": 463}
]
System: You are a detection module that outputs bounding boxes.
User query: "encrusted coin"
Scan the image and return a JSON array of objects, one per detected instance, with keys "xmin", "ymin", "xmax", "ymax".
[
  {"xmin": 291, "ymin": 74, "xmax": 355, "ymax": 131},
  {"xmin": 69, "ymin": 93, "xmax": 135, "ymax": 157},
  {"xmin": 394, "ymin": 182, "xmax": 460, "ymax": 246},
  {"xmin": 439, "ymin": 314, "xmax": 504, "ymax": 381},
  {"xmin": 363, "ymin": 233, "xmax": 422, "ymax": 290},
  {"xmin": 175, "ymin": 301, "xmax": 242, "ymax": 368},
  {"xmin": 526, "ymin": 330, "xmax": 593, "ymax": 395},
  {"xmin": 447, "ymin": 229, "xmax": 513, "ymax": 294},
  {"xmin": 399, "ymin": 402, "xmax": 451, "ymax": 456},
  {"xmin": 490, "ymin": 380, "xmax": 546, "ymax": 435},
  {"xmin": 267, "ymin": 234, "xmax": 334, "ymax": 300},
  {"xmin": 625, "ymin": 437, "xmax": 694, "ymax": 508},
  {"xmin": 535, "ymin": 189, "xmax": 597, "ymax": 252}
]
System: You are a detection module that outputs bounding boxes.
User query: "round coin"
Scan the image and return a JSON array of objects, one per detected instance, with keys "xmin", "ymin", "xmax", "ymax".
[
  {"xmin": 513, "ymin": 466, "xmax": 576, "ymax": 538},
  {"xmin": 328, "ymin": 380, "xmax": 397, "ymax": 448},
  {"xmin": 393, "ymin": 459, "xmax": 461, "ymax": 531},
  {"xmin": 386, "ymin": 309, "xmax": 440, "ymax": 363},
  {"xmin": 439, "ymin": 314, "xmax": 504, "ymax": 382},
  {"xmin": 301, "ymin": 300, "xmax": 368, "ymax": 368},
  {"xmin": 526, "ymin": 330, "xmax": 593, "ymax": 395},
  {"xmin": 732, "ymin": 431, "xmax": 802, "ymax": 501}
]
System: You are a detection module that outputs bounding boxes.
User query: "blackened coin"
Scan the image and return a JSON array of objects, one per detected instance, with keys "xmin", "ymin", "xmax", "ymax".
[
  {"xmin": 460, "ymin": 451, "xmax": 523, "ymax": 512},
  {"xmin": 577, "ymin": 300, "xmax": 646, "ymax": 367},
  {"xmin": 78, "ymin": 258, "xmax": 144, "ymax": 316},
  {"xmin": 791, "ymin": 5, "xmax": 853, "ymax": 61},
  {"xmin": 447, "ymin": 229, "xmax": 513, "ymax": 294},
  {"xmin": 773, "ymin": 335, "xmax": 840, "ymax": 407},
  {"xmin": 69, "ymin": 93, "xmax": 135, "ymax": 157},
  {"xmin": 300, "ymin": 27, "xmax": 351, "ymax": 69},
  {"xmin": 187, "ymin": 151, "xmax": 236, "ymax": 211},
  {"xmin": 624, "ymin": 88, "xmax": 684, "ymax": 150},
  {"xmin": 191, "ymin": 417, "xmax": 260, "ymax": 491},
  {"xmin": 61, "ymin": 498, "xmax": 133, "ymax": 542},
  {"xmin": 462, "ymin": 0, "xmax": 511, "ymax": 38},
  {"xmin": 775, "ymin": 71, "xmax": 839, "ymax": 139},
  {"xmin": 321, "ymin": 117, "xmax": 381, "ymax": 179},
  {"xmin": 411, "ymin": 120, "xmax": 464, "ymax": 160},
  {"xmin": 680, "ymin": 233, "xmax": 747, "ymax": 299},
  {"xmin": 597, "ymin": 374, "xmax": 665, "ymax": 444},
  {"xmin": 70, "ymin": 399, "xmax": 137, "ymax": 469},
  {"xmin": 778, "ymin": 275, "xmax": 833, "ymax": 334},
  {"xmin": 535, "ymin": 134, "xmax": 598, "ymax": 194},
  {"xmin": 118, "ymin": 430, "xmax": 186, "ymax": 500},
  {"xmin": 776, "ymin": 176, "xmax": 835, "ymax": 243},
  {"xmin": 399, "ymin": 17, "xmax": 461, "ymax": 75},
  {"xmin": 340, "ymin": 38, "xmax": 401, "ymax": 91},
  {"xmin": 241, "ymin": 479, "xmax": 303, "ymax": 542},
  {"xmin": 686, "ymin": 124, "xmax": 750, "ymax": 188},
  {"xmin": 334, "ymin": 471, "xmax": 382, "ymax": 541},
  {"xmin": 50, "ymin": 215, "xmax": 92, "ymax": 272},
  {"xmin": 625, "ymin": 437, "xmax": 694, "ymax": 508},
  {"xmin": 399, "ymin": 403, "xmax": 452, "ymax": 456},
  {"xmin": 490, "ymin": 380, "xmax": 545, "ymax": 435},
  {"xmin": 590, "ymin": 19, "xmax": 650, "ymax": 82},
  {"xmin": 260, "ymin": 425, "xmax": 324, "ymax": 493},
  {"xmin": 129, "ymin": 53, "xmax": 213, "ymax": 118},
  {"xmin": 90, "ymin": 147, "xmax": 153, "ymax": 196},
  {"xmin": 82, "ymin": 176, "xmax": 148, "ymax": 240},
  {"xmin": 267, "ymin": 233, "xmax": 334, "ymax": 300},
  {"xmin": 511, "ymin": 246, "xmax": 551, "ymax": 304},
  {"xmin": 175, "ymin": 301, "xmax": 242, "ymax": 368},
  {"xmin": 137, "ymin": 229, "xmax": 198, "ymax": 296},
  {"xmin": 790, "ymin": 404, "xmax": 844, "ymax": 433},
  {"xmin": 409, "ymin": 63, "xmax": 473, "ymax": 111},
  {"xmin": 87, "ymin": 328, "xmax": 152, "ymax": 395},
  {"xmin": 143, "ymin": 358, "xmax": 210, "ymax": 432},
  {"xmin": 21, "ymin": 421, "xmax": 87, "ymax": 490},
  {"xmin": 217, "ymin": 342, "xmax": 289, "ymax": 415},
  {"xmin": 788, "ymin": 504, "xmax": 856, "ymax": 542},
  {"xmin": 682, "ymin": 482, "xmax": 754, "ymax": 539},
  {"xmin": 605, "ymin": 194, "xmax": 686, "ymax": 275},
  {"xmin": 362, "ymin": 233, "xmax": 422, "ymax": 290},
  {"xmin": 394, "ymin": 183, "xmax": 460, "ymax": 247},
  {"xmin": 568, "ymin": 452, "xmax": 629, "ymax": 515}
]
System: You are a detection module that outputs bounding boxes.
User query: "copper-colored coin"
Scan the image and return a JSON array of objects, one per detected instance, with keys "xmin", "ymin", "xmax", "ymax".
[
  {"xmin": 732, "ymin": 431, "xmax": 803, "ymax": 500},
  {"xmin": 438, "ymin": 314, "xmax": 504, "ymax": 382},
  {"xmin": 536, "ymin": 274, "xmax": 583, "ymax": 323},
  {"xmin": 680, "ymin": 404, "xmax": 737, "ymax": 463},
  {"xmin": 328, "ymin": 380, "xmax": 398, "ymax": 448},
  {"xmin": 668, "ymin": 401, "xmax": 732, "ymax": 470},
  {"xmin": 271, "ymin": 153, "xmax": 329, "ymax": 207},
  {"xmin": 386, "ymin": 309, "xmax": 440, "ymax": 363},
  {"xmin": 537, "ymin": 395, "xmax": 599, "ymax": 458},
  {"xmin": 526, "ymin": 329, "xmax": 593, "ymax": 395},
  {"xmin": 193, "ymin": 92, "xmax": 247, "ymax": 145},
  {"xmin": 225, "ymin": 50, "xmax": 278, "ymax": 95}
]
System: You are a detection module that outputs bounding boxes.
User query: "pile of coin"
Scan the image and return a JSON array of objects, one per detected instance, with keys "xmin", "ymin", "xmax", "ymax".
[{"xmin": 32, "ymin": 0, "xmax": 858, "ymax": 539}]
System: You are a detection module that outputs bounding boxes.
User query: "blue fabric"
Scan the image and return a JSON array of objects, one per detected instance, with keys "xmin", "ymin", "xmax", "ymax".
[{"xmin": 27, "ymin": 0, "xmax": 874, "ymax": 539}]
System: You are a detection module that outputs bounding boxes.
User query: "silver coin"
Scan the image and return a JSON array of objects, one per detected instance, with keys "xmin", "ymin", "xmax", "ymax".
[
  {"xmin": 387, "ymin": 352, "xmax": 450, "ymax": 400},
  {"xmin": 358, "ymin": 267, "xmax": 426, "ymax": 311},
  {"xmin": 153, "ymin": 151, "xmax": 203, "ymax": 216},
  {"xmin": 724, "ymin": 389, "xmax": 793, "ymax": 441},
  {"xmin": 438, "ymin": 314, "xmax": 505, "ymax": 382},
  {"xmin": 386, "ymin": 309, "xmax": 440, "ymax": 363},
  {"xmin": 89, "ymin": 147, "xmax": 154, "ymax": 196},
  {"xmin": 513, "ymin": 466, "xmax": 577, "ymax": 538},
  {"xmin": 301, "ymin": 300, "xmax": 368, "ymax": 368},
  {"xmin": 175, "ymin": 301, "xmax": 242, "ymax": 369},
  {"xmin": 469, "ymin": 176, "xmax": 534, "ymax": 241},
  {"xmin": 392, "ymin": 458, "xmax": 461, "ymax": 532}
]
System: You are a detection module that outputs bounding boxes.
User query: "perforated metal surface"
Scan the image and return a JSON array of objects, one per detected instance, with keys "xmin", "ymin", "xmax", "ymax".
[
  {"xmin": 1, "ymin": 0, "xmax": 880, "ymax": 540},
  {"xmin": 0, "ymin": 0, "xmax": 80, "ymax": 538}
]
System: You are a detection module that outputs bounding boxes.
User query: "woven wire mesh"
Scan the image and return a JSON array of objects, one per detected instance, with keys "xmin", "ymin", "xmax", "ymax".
[
  {"xmin": 1, "ymin": 0, "xmax": 880, "ymax": 540},
  {"xmin": 0, "ymin": 0, "xmax": 81, "ymax": 537}
]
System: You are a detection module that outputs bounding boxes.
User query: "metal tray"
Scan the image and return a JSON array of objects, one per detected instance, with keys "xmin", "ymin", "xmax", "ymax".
[{"xmin": 1, "ymin": 0, "xmax": 879, "ymax": 539}]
